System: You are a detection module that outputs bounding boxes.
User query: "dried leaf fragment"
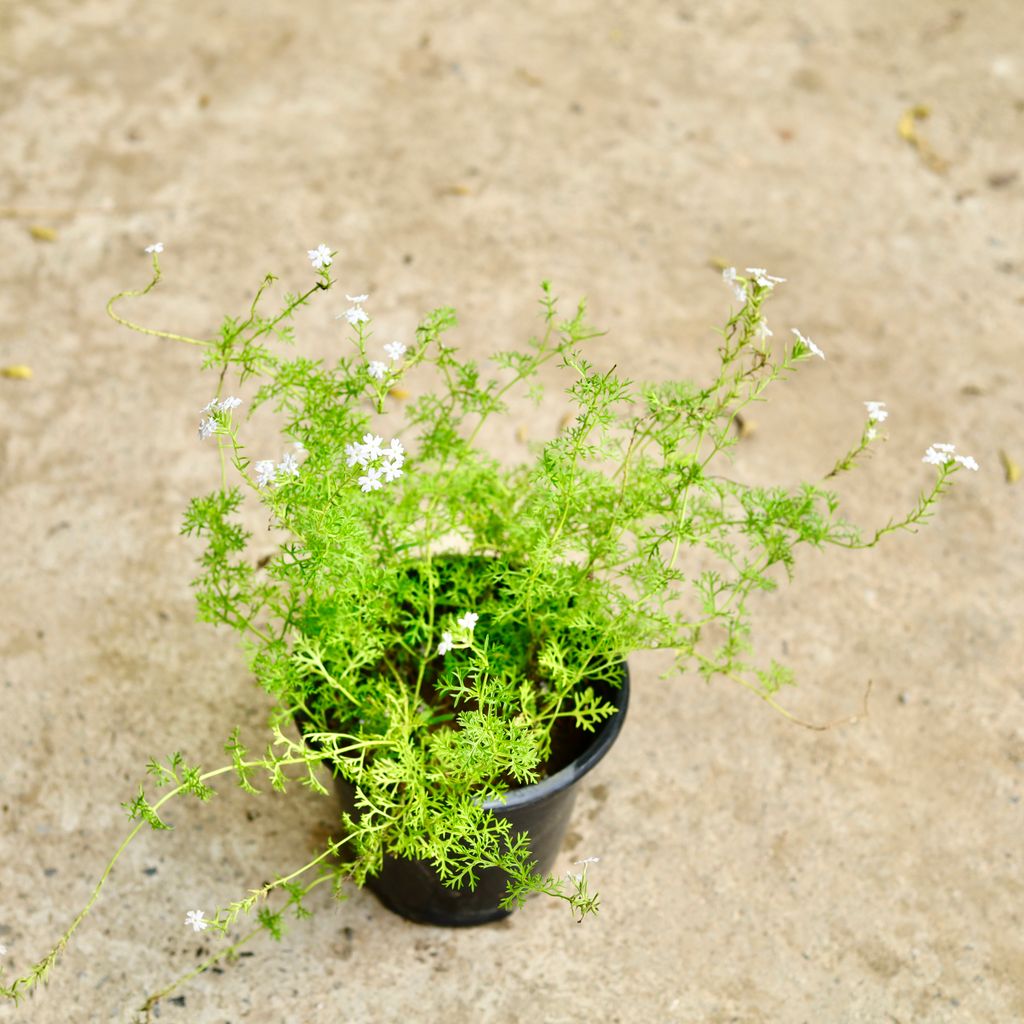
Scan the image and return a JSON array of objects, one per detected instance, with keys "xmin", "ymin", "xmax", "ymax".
[
  {"xmin": 514, "ymin": 67, "xmax": 544, "ymax": 87},
  {"xmin": 388, "ymin": 387, "xmax": 410, "ymax": 400},
  {"xmin": 1, "ymin": 364, "xmax": 33, "ymax": 379},
  {"xmin": 999, "ymin": 449, "xmax": 1020, "ymax": 484},
  {"xmin": 897, "ymin": 105, "xmax": 949, "ymax": 174},
  {"xmin": 734, "ymin": 412, "xmax": 757, "ymax": 439},
  {"xmin": 28, "ymin": 225, "xmax": 58, "ymax": 242}
]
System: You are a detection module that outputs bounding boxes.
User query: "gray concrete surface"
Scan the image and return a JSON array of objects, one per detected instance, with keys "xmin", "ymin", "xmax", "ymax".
[{"xmin": 1, "ymin": 1, "xmax": 1022, "ymax": 1021}]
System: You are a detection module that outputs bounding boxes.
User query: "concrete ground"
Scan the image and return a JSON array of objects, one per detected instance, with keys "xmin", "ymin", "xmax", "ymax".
[{"xmin": 1, "ymin": 1, "xmax": 1022, "ymax": 1021}]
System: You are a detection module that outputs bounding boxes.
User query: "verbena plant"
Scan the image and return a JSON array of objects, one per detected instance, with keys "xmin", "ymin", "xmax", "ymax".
[{"xmin": 1, "ymin": 248, "xmax": 977, "ymax": 1010}]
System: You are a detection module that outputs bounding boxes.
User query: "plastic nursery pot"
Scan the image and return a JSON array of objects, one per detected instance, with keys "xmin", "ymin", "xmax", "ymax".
[{"xmin": 306, "ymin": 663, "xmax": 629, "ymax": 928}]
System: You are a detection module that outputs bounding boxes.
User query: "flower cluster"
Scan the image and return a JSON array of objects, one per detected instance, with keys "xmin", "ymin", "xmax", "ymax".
[
  {"xmin": 198, "ymin": 395, "xmax": 242, "ymax": 440},
  {"xmin": 863, "ymin": 401, "xmax": 888, "ymax": 440},
  {"xmin": 722, "ymin": 265, "xmax": 785, "ymax": 303},
  {"xmin": 254, "ymin": 446, "xmax": 303, "ymax": 488},
  {"xmin": 144, "ymin": 242, "xmax": 164, "ymax": 254},
  {"xmin": 922, "ymin": 443, "xmax": 979, "ymax": 471},
  {"xmin": 437, "ymin": 611, "xmax": 479, "ymax": 655},
  {"xmin": 340, "ymin": 293, "xmax": 369, "ymax": 326},
  {"xmin": 367, "ymin": 339, "xmax": 408, "ymax": 381},
  {"xmin": 746, "ymin": 267, "xmax": 786, "ymax": 289},
  {"xmin": 345, "ymin": 433, "xmax": 405, "ymax": 492}
]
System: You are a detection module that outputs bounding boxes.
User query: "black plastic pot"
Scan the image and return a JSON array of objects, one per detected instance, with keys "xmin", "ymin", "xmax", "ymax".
[{"xmin": 316, "ymin": 663, "xmax": 630, "ymax": 927}]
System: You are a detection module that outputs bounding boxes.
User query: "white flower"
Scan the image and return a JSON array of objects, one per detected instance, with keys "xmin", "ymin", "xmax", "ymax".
[
  {"xmin": 358, "ymin": 467, "xmax": 383, "ymax": 492},
  {"xmin": 456, "ymin": 611, "xmax": 479, "ymax": 631},
  {"xmin": 575, "ymin": 856, "xmax": 600, "ymax": 866},
  {"xmin": 198, "ymin": 417, "xmax": 217, "ymax": 440},
  {"xmin": 866, "ymin": 427, "xmax": 877, "ymax": 441},
  {"xmin": 293, "ymin": 440, "xmax": 306, "ymax": 452},
  {"xmin": 922, "ymin": 446, "xmax": 952, "ymax": 466},
  {"xmin": 185, "ymin": 910, "xmax": 208, "ymax": 933},
  {"xmin": 955, "ymin": 454, "xmax": 979, "ymax": 471},
  {"xmin": 343, "ymin": 306, "xmax": 369, "ymax": 325},
  {"xmin": 0, "ymin": 943, "xmax": 7, "ymax": 956},
  {"xmin": 203, "ymin": 395, "xmax": 243, "ymax": 414},
  {"xmin": 437, "ymin": 631, "xmax": 454, "ymax": 655},
  {"xmin": 933, "ymin": 443, "xmax": 956, "ymax": 453},
  {"xmin": 145, "ymin": 242, "xmax": 164, "ymax": 254},
  {"xmin": 254, "ymin": 459, "xmax": 278, "ymax": 486},
  {"xmin": 278, "ymin": 452, "xmax": 300, "ymax": 478},
  {"xmin": 864, "ymin": 401, "xmax": 888, "ymax": 423},
  {"xmin": 722, "ymin": 267, "xmax": 746, "ymax": 303},
  {"xmin": 754, "ymin": 318, "xmax": 772, "ymax": 342},
  {"xmin": 308, "ymin": 244, "xmax": 333, "ymax": 270},
  {"xmin": 384, "ymin": 341, "xmax": 407, "ymax": 361},
  {"xmin": 791, "ymin": 328, "xmax": 825, "ymax": 360},
  {"xmin": 360, "ymin": 433, "xmax": 384, "ymax": 461},
  {"xmin": 746, "ymin": 267, "xmax": 786, "ymax": 288},
  {"xmin": 367, "ymin": 360, "xmax": 388, "ymax": 380},
  {"xmin": 380, "ymin": 458, "xmax": 404, "ymax": 483},
  {"xmin": 385, "ymin": 438, "xmax": 405, "ymax": 464},
  {"xmin": 345, "ymin": 293, "xmax": 369, "ymax": 303},
  {"xmin": 345, "ymin": 441, "xmax": 368, "ymax": 467}
]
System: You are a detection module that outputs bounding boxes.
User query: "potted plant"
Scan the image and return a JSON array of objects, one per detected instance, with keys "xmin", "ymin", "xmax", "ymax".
[{"xmin": 0, "ymin": 249, "xmax": 977, "ymax": 1010}]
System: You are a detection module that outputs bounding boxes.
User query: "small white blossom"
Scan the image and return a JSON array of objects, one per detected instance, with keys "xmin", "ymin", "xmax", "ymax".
[
  {"xmin": 345, "ymin": 441, "xmax": 368, "ymax": 467},
  {"xmin": 864, "ymin": 401, "xmax": 888, "ymax": 423},
  {"xmin": 308, "ymin": 244, "xmax": 333, "ymax": 270},
  {"xmin": 0, "ymin": 943, "xmax": 7, "ymax": 956},
  {"xmin": 278, "ymin": 452, "xmax": 300, "ymax": 478},
  {"xmin": 456, "ymin": 611, "xmax": 479, "ymax": 631},
  {"xmin": 385, "ymin": 438, "xmax": 405, "ymax": 464},
  {"xmin": 746, "ymin": 267, "xmax": 786, "ymax": 288},
  {"xmin": 361, "ymin": 433, "xmax": 384, "ymax": 461},
  {"xmin": 437, "ymin": 631, "xmax": 454, "ymax": 656},
  {"xmin": 367, "ymin": 360, "xmax": 388, "ymax": 380},
  {"xmin": 722, "ymin": 266, "xmax": 746, "ymax": 303},
  {"xmin": 345, "ymin": 293, "xmax": 369, "ymax": 303},
  {"xmin": 203, "ymin": 395, "xmax": 243, "ymax": 414},
  {"xmin": 380, "ymin": 458, "xmax": 404, "ymax": 483},
  {"xmin": 144, "ymin": 242, "xmax": 164, "ymax": 254},
  {"xmin": 933, "ymin": 443, "xmax": 956, "ymax": 453},
  {"xmin": 575, "ymin": 856, "xmax": 601, "ymax": 866},
  {"xmin": 358, "ymin": 466, "xmax": 383, "ymax": 492},
  {"xmin": 185, "ymin": 910, "xmax": 208, "ymax": 933},
  {"xmin": 293, "ymin": 440, "xmax": 306, "ymax": 452},
  {"xmin": 384, "ymin": 340, "xmax": 407, "ymax": 361},
  {"xmin": 343, "ymin": 306, "xmax": 369, "ymax": 325},
  {"xmin": 791, "ymin": 328, "xmax": 825, "ymax": 360},
  {"xmin": 254, "ymin": 459, "xmax": 278, "ymax": 486},
  {"xmin": 198, "ymin": 417, "xmax": 217, "ymax": 440},
  {"xmin": 955, "ymin": 454, "xmax": 979, "ymax": 471},
  {"xmin": 755, "ymin": 318, "xmax": 772, "ymax": 342},
  {"xmin": 866, "ymin": 427, "xmax": 877, "ymax": 441}
]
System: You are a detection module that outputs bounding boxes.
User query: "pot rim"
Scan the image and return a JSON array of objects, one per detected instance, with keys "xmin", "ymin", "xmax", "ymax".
[{"xmin": 481, "ymin": 660, "xmax": 630, "ymax": 811}]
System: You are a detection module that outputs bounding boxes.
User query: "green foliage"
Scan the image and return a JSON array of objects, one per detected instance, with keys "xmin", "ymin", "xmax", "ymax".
[
  {"xmin": 162, "ymin": 261, "xmax": 959, "ymax": 926},
  {"xmin": 3, "ymin": 261, "xmax": 966, "ymax": 1008}
]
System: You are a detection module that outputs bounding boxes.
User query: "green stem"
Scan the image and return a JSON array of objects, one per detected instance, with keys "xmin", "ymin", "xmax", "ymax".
[{"xmin": 106, "ymin": 259, "xmax": 212, "ymax": 348}]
